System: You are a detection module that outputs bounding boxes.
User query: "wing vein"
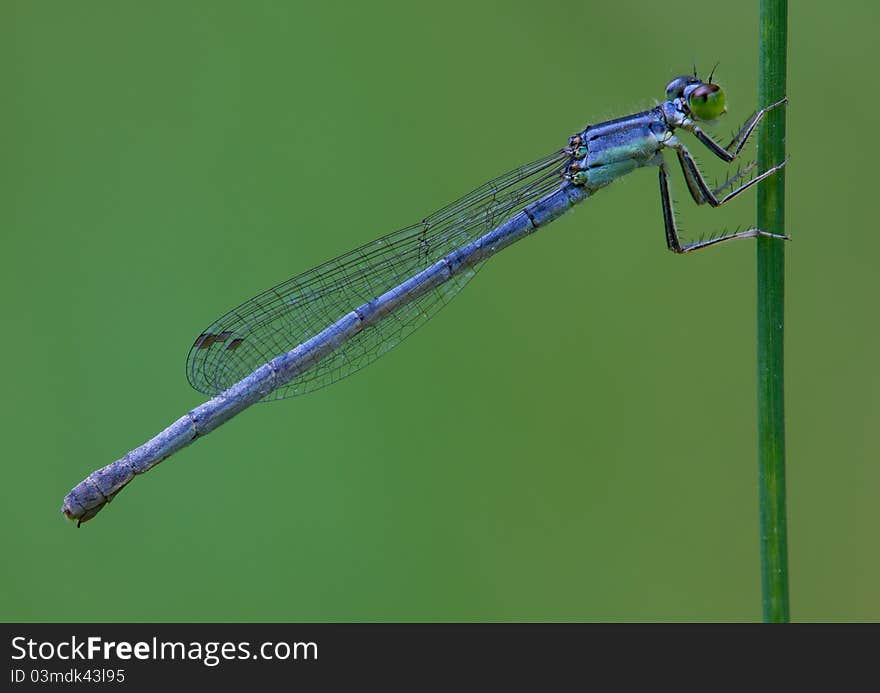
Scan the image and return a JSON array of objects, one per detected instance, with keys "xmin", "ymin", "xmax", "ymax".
[{"xmin": 186, "ymin": 148, "xmax": 571, "ymax": 399}]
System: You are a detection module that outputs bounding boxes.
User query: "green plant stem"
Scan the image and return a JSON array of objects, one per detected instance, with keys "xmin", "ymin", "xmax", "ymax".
[{"xmin": 756, "ymin": 0, "xmax": 790, "ymax": 622}]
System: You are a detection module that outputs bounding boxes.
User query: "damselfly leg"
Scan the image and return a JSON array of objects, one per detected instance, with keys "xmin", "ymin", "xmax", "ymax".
[
  {"xmin": 658, "ymin": 96, "xmax": 789, "ymax": 254},
  {"xmin": 658, "ymin": 159, "xmax": 788, "ymax": 254},
  {"xmin": 688, "ymin": 97, "xmax": 788, "ymax": 162}
]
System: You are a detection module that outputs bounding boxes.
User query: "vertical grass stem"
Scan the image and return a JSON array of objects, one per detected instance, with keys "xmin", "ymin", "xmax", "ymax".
[{"xmin": 756, "ymin": 0, "xmax": 790, "ymax": 622}]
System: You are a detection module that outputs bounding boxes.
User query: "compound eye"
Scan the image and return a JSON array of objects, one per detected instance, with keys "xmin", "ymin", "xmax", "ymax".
[
  {"xmin": 687, "ymin": 83, "xmax": 727, "ymax": 121},
  {"xmin": 665, "ymin": 76, "xmax": 697, "ymax": 100}
]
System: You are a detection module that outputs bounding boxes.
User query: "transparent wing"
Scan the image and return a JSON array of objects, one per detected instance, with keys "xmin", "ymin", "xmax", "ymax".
[{"xmin": 186, "ymin": 147, "xmax": 571, "ymax": 400}]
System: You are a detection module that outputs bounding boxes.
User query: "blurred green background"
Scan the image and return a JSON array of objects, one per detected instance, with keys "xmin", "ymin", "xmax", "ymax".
[{"xmin": 2, "ymin": 1, "xmax": 875, "ymax": 622}]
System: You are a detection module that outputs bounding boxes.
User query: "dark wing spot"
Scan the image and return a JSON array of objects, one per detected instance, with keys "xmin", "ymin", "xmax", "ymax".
[{"xmin": 193, "ymin": 333, "xmax": 216, "ymax": 348}]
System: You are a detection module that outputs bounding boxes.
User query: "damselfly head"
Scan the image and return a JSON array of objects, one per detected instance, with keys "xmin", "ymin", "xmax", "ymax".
[{"xmin": 665, "ymin": 75, "xmax": 728, "ymax": 122}]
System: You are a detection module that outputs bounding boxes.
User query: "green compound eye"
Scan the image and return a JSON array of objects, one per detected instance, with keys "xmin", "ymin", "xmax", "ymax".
[{"xmin": 687, "ymin": 83, "xmax": 727, "ymax": 121}]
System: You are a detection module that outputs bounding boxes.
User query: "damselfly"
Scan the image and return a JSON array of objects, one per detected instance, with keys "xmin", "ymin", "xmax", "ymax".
[{"xmin": 62, "ymin": 73, "xmax": 788, "ymax": 524}]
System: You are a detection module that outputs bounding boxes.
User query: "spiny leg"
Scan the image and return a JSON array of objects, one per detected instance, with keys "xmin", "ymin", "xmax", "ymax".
[
  {"xmin": 714, "ymin": 161, "xmax": 757, "ymax": 196},
  {"xmin": 689, "ymin": 97, "xmax": 787, "ymax": 163},
  {"xmin": 669, "ymin": 140, "xmax": 788, "ymax": 207},
  {"xmin": 657, "ymin": 160, "xmax": 788, "ymax": 254}
]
